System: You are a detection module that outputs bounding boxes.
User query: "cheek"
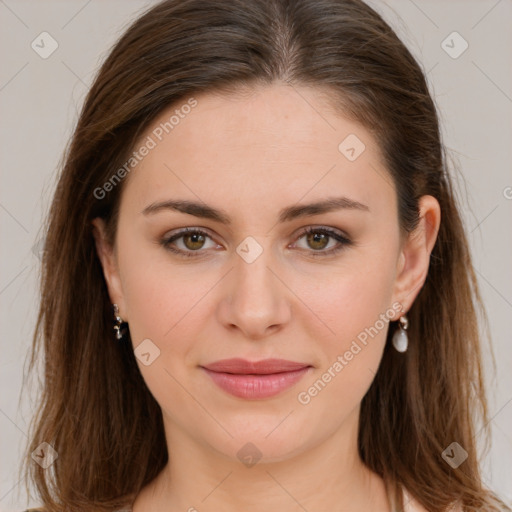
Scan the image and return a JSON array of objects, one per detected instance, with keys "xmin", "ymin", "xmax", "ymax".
[
  {"xmin": 117, "ymin": 237, "xmax": 204, "ymax": 352},
  {"xmin": 297, "ymin": 248, "xmax": 397, "ymax": 346},
  {"xmin": 293, "ymin": 270, "xmax": 395, "ymax": 432},
  {"xmin": 292, "ymin": 244, "xmax": 398, "ymax": 396},
  {"xmin": 118, "ymin": 247, "xmax": 212, "ymax": 419},
  {"xmin": 339, "ymin": 267, "xmax": 396, "ymax": 343}
]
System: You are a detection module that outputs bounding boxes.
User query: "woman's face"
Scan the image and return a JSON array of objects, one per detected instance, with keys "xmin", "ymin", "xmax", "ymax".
[{"xmin": 93, "ymin": 83, "xmax": 438, "ymax": 464}]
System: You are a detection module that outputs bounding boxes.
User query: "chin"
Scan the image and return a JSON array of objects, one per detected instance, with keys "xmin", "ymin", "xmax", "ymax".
[{"xmin": 205, "ymin": 421, "xmax": 313, "ymax": 466}]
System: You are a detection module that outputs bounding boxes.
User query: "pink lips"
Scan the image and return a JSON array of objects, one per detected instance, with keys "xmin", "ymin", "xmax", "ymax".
[{"xmin": 201, "ymin": 358, "xmax": 312, "ymax": 399}]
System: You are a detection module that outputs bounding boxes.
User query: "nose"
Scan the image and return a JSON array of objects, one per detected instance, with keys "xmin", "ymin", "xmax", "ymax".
[{"xmin": 216, "ymin": 242, "xmax": 291, "ymax": 340}]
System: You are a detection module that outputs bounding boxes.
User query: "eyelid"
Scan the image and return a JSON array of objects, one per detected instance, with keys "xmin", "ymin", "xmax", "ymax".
[
  {"xmin": 161, "ymin": 226, "xmax": 221, "ymax": 249},
  {"xmin": 292, "ymin": 225, "xmax": 351, "ymax": 243}
]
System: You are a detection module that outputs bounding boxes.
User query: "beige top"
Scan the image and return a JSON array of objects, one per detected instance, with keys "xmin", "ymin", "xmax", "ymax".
[
  {"xmin": 401, "ymin": 489, "xmax": 428, "ymax": 511},
  {"xmin": 115, "ymin": 490, "xmax": 458, "ymax": 512},
  {"xmin": 24, "ymin": 488, "xmax": 463, "ymax": 512},
  {"xmin": 402, "ymin": 489, "xmax": 462, "ymax": 512}
]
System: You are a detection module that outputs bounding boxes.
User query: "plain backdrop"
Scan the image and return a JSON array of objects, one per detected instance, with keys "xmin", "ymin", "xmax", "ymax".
[{"xmin": 1, "ymin": 0, "xmax": 511, "ymax": 510}]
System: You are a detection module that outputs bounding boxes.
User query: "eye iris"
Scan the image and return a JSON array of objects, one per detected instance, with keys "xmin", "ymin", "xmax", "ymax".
[
  {"xmin": 183, "ymin": 233, "xmax": 205, "ymax": 250},
  {"xmin": 307, "ymin": 232, "xmax": 328, "ymax": 250}
]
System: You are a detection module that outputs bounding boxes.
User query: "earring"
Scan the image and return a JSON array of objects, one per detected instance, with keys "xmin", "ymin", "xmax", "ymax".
[
  {"xmin": 392, "ymin": 314, "xmax": 409, "ymax": 353},
  {"xmin": 112, "ymin": 303, "xmax": 125, "ymax": 340}
]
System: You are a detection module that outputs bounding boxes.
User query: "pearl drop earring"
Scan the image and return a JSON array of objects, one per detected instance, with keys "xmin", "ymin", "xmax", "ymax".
[{"xmin": 392, "ymin": 314, "xmax": 409, "ymax": 353}]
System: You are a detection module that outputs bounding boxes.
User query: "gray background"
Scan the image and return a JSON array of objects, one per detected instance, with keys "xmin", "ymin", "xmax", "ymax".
[{"xmin": 1, "ymin": 0, "xmax": 511, "ymax": 510}]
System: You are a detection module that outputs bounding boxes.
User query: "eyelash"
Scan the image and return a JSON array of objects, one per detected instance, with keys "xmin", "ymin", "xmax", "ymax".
[{"xmin": 160, "ymin": 226, "xmax": 353, "ymax": 259}]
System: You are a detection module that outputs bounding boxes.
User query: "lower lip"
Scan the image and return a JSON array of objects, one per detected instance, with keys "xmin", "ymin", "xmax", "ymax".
[{"xmin": 201, "ymin": 366, "xmax": 311, "ymax": 399}]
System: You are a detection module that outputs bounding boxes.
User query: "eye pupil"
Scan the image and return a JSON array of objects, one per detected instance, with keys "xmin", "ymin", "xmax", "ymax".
[
  {"xmin": 307, "ymin": 232, "xmax": 329, "ymax": 250},
  {"xmin": 184, "ymin": 233, "xmax": 205, "ymax": 250}
]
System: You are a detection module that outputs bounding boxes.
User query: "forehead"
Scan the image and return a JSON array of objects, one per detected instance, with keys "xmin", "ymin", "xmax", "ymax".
[{"xmin": 119, "ymin": 83, "xmax": 395, "ymax": 226}]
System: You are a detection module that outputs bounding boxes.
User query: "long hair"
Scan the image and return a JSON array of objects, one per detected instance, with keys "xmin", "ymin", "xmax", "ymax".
[{"xmin": 20, "ymin": 0, "xmax": 509, "ymax": 510}]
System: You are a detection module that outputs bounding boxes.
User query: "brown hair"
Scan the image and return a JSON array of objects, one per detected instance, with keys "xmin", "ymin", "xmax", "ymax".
[{"xmin": 20, "ymin": 0, "xmax": 510, "ymax": 511}]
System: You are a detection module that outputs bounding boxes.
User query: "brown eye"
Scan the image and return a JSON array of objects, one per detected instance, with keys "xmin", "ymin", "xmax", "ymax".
[
  {"xmin": 182, "ymin": 232, "xmax": 206, "ymax": 251},
  {"xmin": 161, "ymin": 228, "xmax": 217, "ymax": 258},
  {"xmin": 294, "ymin": 226, "xmax": 353, "ymax": 258},
  {"xmin": 160, "ymin": 226, "xmax": 352, "ymax": 260},
  {"xmin": 305, "ymin": 231, "xmax": 330, "ymax": 251}
]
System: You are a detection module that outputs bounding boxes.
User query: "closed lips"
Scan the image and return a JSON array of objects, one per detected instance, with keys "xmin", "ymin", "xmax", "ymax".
[
  {"xmin": 201, "ymin": 358, "xmax": 311, "ymax": 374},
  {"xmin": 200, "ymin": 358, "xmax": 312, "ymax": 400}
]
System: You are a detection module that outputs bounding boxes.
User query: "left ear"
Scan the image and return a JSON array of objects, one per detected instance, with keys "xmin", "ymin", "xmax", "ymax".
[{"xmin": 392, "ymin": 195, "xmax": 441, "ymax": 313}]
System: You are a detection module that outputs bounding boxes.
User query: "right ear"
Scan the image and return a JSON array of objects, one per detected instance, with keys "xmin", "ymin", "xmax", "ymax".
[{"xmin": 91, "ymin": 218, "xmax": 127, "ymax": 319}]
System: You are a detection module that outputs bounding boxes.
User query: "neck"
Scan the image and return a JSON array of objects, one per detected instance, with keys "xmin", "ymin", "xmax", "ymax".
[{"xmin": 132, "ymin": 408, "xmax": 391, "ymax": 512}]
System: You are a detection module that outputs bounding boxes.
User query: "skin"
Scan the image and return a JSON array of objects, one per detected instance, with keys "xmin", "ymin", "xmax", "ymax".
[{"xmin": 92, "ymin": 82, "xmax": 440, "ymax": 512}]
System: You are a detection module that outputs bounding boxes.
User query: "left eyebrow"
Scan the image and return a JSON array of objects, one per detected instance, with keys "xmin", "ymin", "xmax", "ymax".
[{"xmin": 141, "ymin": 196, "xmax": 370, "ymax": 224}]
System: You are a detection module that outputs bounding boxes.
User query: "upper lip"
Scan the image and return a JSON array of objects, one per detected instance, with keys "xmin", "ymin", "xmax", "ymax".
[{"xmin": 201, "ymin": 358, "xmax": 310, "ymax": 375}]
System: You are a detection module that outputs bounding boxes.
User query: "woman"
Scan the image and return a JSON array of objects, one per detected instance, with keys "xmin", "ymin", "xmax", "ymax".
[{"xmin": 20, "ymin": 0, "xmax": 510, "ymax": 511}]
